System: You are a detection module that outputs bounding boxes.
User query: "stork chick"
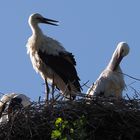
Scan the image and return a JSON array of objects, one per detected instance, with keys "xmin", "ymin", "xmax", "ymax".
[{"xmin": 0, "ymin": 93, "xmax": 31, "ymax": 123}]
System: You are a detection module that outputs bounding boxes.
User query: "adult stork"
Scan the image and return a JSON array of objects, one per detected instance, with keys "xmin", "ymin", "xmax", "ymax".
[
  {"xmin": 86, "ymin": 42, "xmax": 129, "ymax": 99},
  {"xmin": 26, "ymin": 13, "xmax": 81, "ymax": 100},
  {"xmin": 0, "ymin": 93, "xmax": 31, "ymax": 123}
]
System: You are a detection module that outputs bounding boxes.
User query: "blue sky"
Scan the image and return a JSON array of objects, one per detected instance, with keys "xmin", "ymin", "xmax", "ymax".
[{"xmin": 0, "ymin": 1, "xmax": 140, "ymax": 101}]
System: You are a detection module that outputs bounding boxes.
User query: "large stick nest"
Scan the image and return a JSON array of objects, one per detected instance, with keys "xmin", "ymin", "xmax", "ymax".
[{"xmin": 0, "ymin": 96, "xmax": 140, "ymax": 140}]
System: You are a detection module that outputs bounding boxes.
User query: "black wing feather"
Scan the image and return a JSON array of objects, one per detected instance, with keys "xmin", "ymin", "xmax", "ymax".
[
  {"xmin": 38, "ymin": 50, "xmax": 81, "ymax": 92},
  {"xmin": 59, "ymin": 52, "xmax": 76, "ymax": 65}
]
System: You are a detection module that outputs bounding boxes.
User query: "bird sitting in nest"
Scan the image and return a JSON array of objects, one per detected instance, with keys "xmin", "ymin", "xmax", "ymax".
[
  {"xmin": 0, "ymin": 93, "xmax": 31, "ymax": 124},
  {"xmin": 87, "ymin": 42, "xmax": 129, "ymax": 99}
]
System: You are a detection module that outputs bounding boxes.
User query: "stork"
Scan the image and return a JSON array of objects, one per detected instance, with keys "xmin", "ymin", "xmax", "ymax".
[
  {"xmin": 0, "ymin": 93, "xmax": 31, "ymax": 123},
  {"xmin": 26, "ymin": 13, "xmax": 81, "ymax": 101},
  {"xmin": 86, "ymin": 42, "xmax": 129, "ymax": 99}
]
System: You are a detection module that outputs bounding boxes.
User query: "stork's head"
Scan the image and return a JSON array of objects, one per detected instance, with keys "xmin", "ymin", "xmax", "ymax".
[
  {"xmin": 113, "ymin": 42, "xmax": 129, "ymax": 71},
  {"xmin": 28, "ymin": 13, "xmax": 59, "ymax": 26},
  {"xmin": 117, "ymin": 42, "xmax": 129, "ymax": 58}
]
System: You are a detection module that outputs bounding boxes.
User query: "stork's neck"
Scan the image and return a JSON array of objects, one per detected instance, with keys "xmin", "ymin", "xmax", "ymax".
[
  {"xmin": 107, "ymin": 51, "xmax": 121, "ymax": 72},
  {"xmin": 30, "ymin": 23, "xmax": 43, "ymax": 37}
]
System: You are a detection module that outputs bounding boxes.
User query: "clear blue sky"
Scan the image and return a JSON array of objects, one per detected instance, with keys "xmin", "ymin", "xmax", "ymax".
[{"xmin": 0, "ymin": 1, "xmax": 140, "ymax": 101}]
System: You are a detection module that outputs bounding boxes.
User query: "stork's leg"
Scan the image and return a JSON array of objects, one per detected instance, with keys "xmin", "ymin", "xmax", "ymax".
[
  {"xmin": 51, "ymin": 75, "xmax": 55, "ymax": 101},
  {"xmin": 45, "ymin": 79, "xmax": 50, "ymax": 101}
]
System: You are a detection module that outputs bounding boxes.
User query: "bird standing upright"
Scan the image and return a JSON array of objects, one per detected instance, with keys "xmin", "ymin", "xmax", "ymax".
[
  {"xmin": 26, "ymin": 13, "xmax": 81, "ymax": 101},
  {"xmin": 87, "ymin": 42, "xmax": 129, "ymax": 99}
]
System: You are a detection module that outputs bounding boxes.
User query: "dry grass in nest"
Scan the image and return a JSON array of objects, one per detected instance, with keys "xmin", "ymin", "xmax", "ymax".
[{"xmin": 0, "ymin": 95, "xmax": 140, "ymax": 140}]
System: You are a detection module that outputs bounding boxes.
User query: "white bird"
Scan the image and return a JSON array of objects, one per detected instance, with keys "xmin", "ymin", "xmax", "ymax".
[
  {"xmin": 87, "ymin": 42, "xmax": 129, "ymax": 99},
  {"xmin": 0, "ymin": 93, "xmax": 31, "ymax": 123},
  {"xmin": 26, "ymin": 13, "xmax": 81, "ymax": 100}
]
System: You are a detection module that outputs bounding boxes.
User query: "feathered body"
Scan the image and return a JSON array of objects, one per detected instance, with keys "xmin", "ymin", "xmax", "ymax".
[{"xmin": 87, "ymin": 42, "xmax": 129, "ymax": 98}]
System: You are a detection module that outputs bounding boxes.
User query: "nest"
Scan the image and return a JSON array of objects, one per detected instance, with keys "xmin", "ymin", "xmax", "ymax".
[{"xmin": 0, "ymin": 96, "xmax": 140, "ymax": 140}]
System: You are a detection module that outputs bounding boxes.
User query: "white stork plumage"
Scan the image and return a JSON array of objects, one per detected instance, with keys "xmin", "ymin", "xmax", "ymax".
[
  {"xmin": 26, "ymin": 13, "xmax": 81, "ymax": 100},
  {"xmin": 0, "ymin": 93, "xmax": 31, "ymax": 123},
  {"xmin": 86, "ymin": 42, "xmax": 129, "ymax": 99}
]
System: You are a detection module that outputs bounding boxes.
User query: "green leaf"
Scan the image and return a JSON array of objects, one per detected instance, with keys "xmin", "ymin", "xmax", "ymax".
[
  {"xmin": 70, "ymin": 128, "xmax": 74, "ymax": 134},
  {"xmin": 51, "ymin": 130, "xmax": 61, "ymax": 139},
  {"xmin": 55, "ymin": 117, "xmax": 63, "ymax": 126}
]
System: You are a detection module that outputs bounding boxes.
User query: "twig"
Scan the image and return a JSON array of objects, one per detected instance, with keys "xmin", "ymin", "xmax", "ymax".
[{"xmin": 118, "ymin": 72, "xmax": 140, "ymax": 82}]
